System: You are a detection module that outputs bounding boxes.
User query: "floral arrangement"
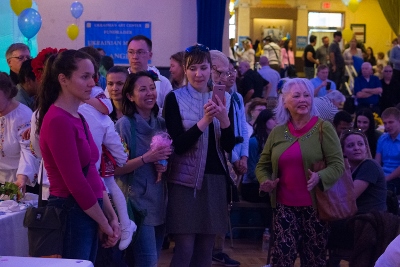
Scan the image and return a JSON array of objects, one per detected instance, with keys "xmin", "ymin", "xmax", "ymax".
[
  {"xmin": 31, "ymin": 47, "xmax": 67, "ymax": 81},
  {"xmin": 0, "ymin": 182, "xmax": 22, "ymax": 201},
  {"xmin": 150, "ymin": 132, "xmax": 172, "ymax": 183},
  {"xmin": 373, "ymin": 112, "xmax": 383, "ymax": 128},
  {"xmin": 147, "ymin": 70, "xmax": 160, "ymax": 82}
]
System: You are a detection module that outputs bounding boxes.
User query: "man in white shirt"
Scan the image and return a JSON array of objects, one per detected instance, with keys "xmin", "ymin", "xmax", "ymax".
[
  {"xmin": 127, "ymin": 35, "xmax": 172, "ymax": 114},
  {"xmin": 262, "ymin": 36, "xmax": 281, "ymax": 72}
]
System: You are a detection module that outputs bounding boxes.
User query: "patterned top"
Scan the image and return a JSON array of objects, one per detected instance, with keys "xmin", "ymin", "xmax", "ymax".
[{"xmin": 0, "ymin": 103, "xmax": 39, "ymax": 184}]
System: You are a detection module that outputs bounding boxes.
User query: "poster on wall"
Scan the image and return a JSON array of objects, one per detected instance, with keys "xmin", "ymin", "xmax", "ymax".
[
  {"xmin": 296, "ymin": 36, "xmax": 308, "ymax": 51},
  {"xmin": 85, "ymin": 21, "xmax": 151, "ymax": 65}
]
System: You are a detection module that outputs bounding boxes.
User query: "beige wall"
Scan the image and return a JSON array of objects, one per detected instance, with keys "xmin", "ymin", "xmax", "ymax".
[{"xmin": 236, "ymin": 0, "xmax": 395, "ymax": 57}]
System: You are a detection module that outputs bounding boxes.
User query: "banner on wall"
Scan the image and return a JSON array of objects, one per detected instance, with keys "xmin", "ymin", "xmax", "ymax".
[
  {"xmin": 85, "ymin": 21, "xmax": 151, "ymax": 65},
  {"xmin": 296, "ymin": 36, "xmax": 308, "ymax": 51}
]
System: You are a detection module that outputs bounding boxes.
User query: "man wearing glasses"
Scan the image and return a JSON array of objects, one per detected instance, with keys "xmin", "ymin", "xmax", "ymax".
[
  {"xmin": 126, "ymin": 35, "xmax": 172, "ymax": 114},
  {"xmin": 5, "ymin": 43, "xmax": 31, "ymax": 85},
  {"xmin": 209, "ymin": 50, "xmax": 243, "ymax": 267}
]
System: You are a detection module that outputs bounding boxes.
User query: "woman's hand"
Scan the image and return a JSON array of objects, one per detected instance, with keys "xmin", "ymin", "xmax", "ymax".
[
  {"xmin": 22, "ymin": 128, "xmax": 31, "ymax": 141},
  {"xmin": 259, "ymin": 178, "xmax": 280, "ymax": 193},
  {"xmin": 98, "ymin": 222, "xmax": 114, "ymax": 247},
  {"xmin": 101, "ymin": 219, "xmax": 121, "ymax": 248},
  {"xmin": 143, "ymin": 146, "xmax": 172, "ymax": 163},
  {"xmin": 154, "ymin": 162, "xmax": 168, "ymax": 173},
  {"xmin": 307, "ymin": 169, "xmax": 321, "ymax": 191},
  {"xmin": 15, "ymin": 174, "xmax": 28, "ymax": 194},
  {"xmin": 205, "ymin": 97, "xmax": 230, "ymax": 128},
  {"xmin": 203, "ymin": 100, "xmax": 216, "ymax": 123}
]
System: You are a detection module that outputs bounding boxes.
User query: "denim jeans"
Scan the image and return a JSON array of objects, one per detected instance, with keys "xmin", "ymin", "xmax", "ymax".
[
  {"xmin": 130, "ymin": 224, "xmax": 165, "ymax": 267},
  {"xmin": 47, "ymin": 195, "xmax": 102, "ymax": 262}
]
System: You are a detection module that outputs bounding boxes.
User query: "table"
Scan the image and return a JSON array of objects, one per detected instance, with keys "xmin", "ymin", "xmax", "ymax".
[
  {"xmin": 0, "ymin": 209, "xmax": 29, "ymax": 256},
  {"xmin": 0, "ymin": 256, "xmax": 94, "ymax": 267}
]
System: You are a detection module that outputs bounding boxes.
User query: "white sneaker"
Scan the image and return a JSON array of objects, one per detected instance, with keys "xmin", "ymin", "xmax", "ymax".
[{"xmin": 118, "ymin": 220, "xmax": 137, "ymax": 250}]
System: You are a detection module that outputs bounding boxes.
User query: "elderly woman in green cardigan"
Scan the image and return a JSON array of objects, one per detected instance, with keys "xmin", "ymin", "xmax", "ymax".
[{"xmin": 255, "ymin": 78, "xmax": 344, "ymax": 266}]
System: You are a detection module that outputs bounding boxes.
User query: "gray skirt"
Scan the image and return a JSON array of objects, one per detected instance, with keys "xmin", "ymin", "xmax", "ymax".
[{"xmin": 166, "ymin": 174, "xmax": 228, "ymax": 235}]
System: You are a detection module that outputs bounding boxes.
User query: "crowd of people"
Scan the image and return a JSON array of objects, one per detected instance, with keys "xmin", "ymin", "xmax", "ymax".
[{"xmin": 1, "ymin": 30, "xmax": 400, "ymax": 267}]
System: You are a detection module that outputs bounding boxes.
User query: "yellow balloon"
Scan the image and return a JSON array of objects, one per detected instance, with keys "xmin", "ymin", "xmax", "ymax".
[
  {"xmin": 348, "ymin": 0, "xmax": 359, "ymax": 13},
  {"xmin": 10, "ymin": 0, "xmax": 32, "ymax": 16},
  {"xmin": 66, "ymin": 24, "xmax": 79, "ymax": 40},
  {"xmin": 342, "ymin": 28, "xmax": 354, "ymax": 42}
]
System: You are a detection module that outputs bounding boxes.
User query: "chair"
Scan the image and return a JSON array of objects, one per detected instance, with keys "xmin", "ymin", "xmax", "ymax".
[
  {"xmin": 227, "ymin": 177, "xmax": 272, "ymax": 248},
  {"xmin": 327, "ymin": 211, "xmax": 400, "ymax": 266}
]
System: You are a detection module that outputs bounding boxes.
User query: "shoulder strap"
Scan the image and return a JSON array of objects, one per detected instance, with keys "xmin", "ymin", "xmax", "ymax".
[
  {"xmin": 269, "ymin": 45, "xmax": 279, "ymax": 62},
  {"xmin": 38, "ymin": 162, "xmax": 44, "ymax": 207},
  {"xmin": 78, "ymin": 114, "xmax": 90, "ymax": 176},
  {"xmin": 127, "ymin": 116, "xmax": 137, "ymax": 187},
  {"xmin": 318, "ymin": 121, "xmax": 326, "ymax": 163}
]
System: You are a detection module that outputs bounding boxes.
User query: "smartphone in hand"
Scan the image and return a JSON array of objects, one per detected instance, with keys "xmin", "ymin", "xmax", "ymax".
[
  {"xmin": 212, "ymin": 85, "xmax": 226, "ymax": 104},
  {"xmin": 326, "ymin": 81, "xmax": 331, "ymax": 91}
]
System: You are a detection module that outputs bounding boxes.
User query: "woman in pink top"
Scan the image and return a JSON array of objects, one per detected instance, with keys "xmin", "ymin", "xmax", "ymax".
[
  {"xmin": 36, "ymin": 50, "xmax": 120, "ymax": 261},
  {"xmin": 280, "ymin": 39, "xmax": 295, "ymax": 78},
  {"xmin": 255, "ymin": 78, "xmax": 344, "ymax": 266}
]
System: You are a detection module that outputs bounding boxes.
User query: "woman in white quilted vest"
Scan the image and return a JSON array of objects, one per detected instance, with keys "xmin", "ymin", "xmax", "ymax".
[{"xmin": 164, "ymin": 44, "xmax": 235, "ymax": 267}]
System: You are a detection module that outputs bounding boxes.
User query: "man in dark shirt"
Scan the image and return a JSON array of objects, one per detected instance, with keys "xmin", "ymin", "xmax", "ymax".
[
  {"xmin": 354, "ymin": 62, "xmax": 382, "ymax": 114},
  {"xmin": 238, "ymin": 61, "xmax": 268, "ymax": 103},
  {"xmin": 5, "ymin": 43, "xmax": 31, "ymax": 85},
  {"xmin": 303, "ymin": 35, "xmax": 318, "ymax": 79},
  {"xmin": 329, "ymin": 31, "xmax": 345, "ymax": 91},
  {"xmin": 380, "ymin": 65, "xmax": 400, "ymax": 112}
]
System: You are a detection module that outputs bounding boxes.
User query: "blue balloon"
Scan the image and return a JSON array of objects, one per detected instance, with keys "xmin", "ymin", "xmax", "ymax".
[
  {"xmin": 18, "ymin": 8, "xmax": 42, "ymax": 39},
  {"xmin": 70, "ymin": 1, "xmax": 84, "ymax": 19}
]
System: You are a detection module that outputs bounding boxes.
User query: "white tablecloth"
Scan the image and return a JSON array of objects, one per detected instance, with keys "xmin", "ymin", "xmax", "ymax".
[
  {"xmin": 0, "ymin": 256, "xmax": 93, "ymax": 267},
  {"xmin": 0, "ymin": 210, "xmax": 28, "ymax": 256}
]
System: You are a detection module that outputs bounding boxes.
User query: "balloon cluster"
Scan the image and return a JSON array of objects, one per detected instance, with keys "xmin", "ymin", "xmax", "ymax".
[
  {"xmin": 11, "ymin": 0, "xmax": 42, "ymax": 40},
  {"xmin": 67, "ymin": 1, "xmax": 84, "ymax": 40}
]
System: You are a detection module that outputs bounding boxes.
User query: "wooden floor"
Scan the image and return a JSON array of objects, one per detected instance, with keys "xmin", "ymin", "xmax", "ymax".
[{"xmin": 158, "ymin": 238, "xmax": 349, "ymax": 267}]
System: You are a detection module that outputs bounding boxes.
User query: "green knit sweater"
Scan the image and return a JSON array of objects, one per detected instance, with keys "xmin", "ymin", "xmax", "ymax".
[{"xmin": 255, "ymin": 118, "xmax": 344, "ymax": 208}]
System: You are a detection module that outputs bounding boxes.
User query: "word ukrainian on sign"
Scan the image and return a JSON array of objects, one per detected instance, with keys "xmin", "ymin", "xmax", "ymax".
[{"xmin": 85, "ymin": 21, "xmax": 151, "ymax": 65}]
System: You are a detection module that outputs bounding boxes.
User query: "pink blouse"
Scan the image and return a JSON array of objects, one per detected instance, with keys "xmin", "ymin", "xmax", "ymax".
[{"xmin": 281, "ymin": 48, "xmax": 295, "ymax": 68}]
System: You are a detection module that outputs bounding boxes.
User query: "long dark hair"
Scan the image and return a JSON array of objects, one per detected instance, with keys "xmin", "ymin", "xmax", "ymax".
[
  {"xmin": 121, "ymin": 71, "xmax": 159, "ymax": 118},
  {"xmin": 36, "ymin": 49, "xmax": 95, "ymax": 134},
  {"xmin": 170, "ymin": 51, "xmax": 185, "ymax": 89},
  {"xmin": 252, "ymin": 109, "xmax": 275, "ymax": 153},
  {"xmin": 283, "ymin": 39, "xmax": 292, "ymax": 52},
  {"xmin": 354, "ymin": 108, "xmax": 377, "ymax": 156},
  {"xmin": 106, "ymin": 66, "xmax": 129, "ymax": 122}
]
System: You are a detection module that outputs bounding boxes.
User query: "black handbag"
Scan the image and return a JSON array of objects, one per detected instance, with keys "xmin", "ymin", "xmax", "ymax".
[
  {"xmin": 23, "ymin": 201, "xmax": 65, "ymax": 257},
  {"xmin": 23, "ymin": 114, "xmax": 90, "ymax": 257}
]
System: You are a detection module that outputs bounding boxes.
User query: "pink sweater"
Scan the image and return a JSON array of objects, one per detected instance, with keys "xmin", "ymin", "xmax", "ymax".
[
  {"xmin": 40, "ymin": 105, "xmax": 104, "ymax": 210},
  {"xmin": 276, "ymin": 116, "xmax": 318, "ymax": 206}
]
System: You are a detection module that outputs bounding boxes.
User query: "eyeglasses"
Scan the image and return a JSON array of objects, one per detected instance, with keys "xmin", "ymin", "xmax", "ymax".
[
  {"xmin": 384, "ymin": 70, "xmax": 393, "ymax": 73},
  {"xmin": 212, "ymin": 66, "xmax": 235, "ymax": 78},
  {"xmin": 8, "ymin": 55, "xmax": 32, "ymax": 61},
  {"xmin": 185, "ymin": 44, "xmax": 209, "ymax": 53},
  {"xmin": 127, "ymin": 50, "xmax": 149, "ymax": 57}
]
